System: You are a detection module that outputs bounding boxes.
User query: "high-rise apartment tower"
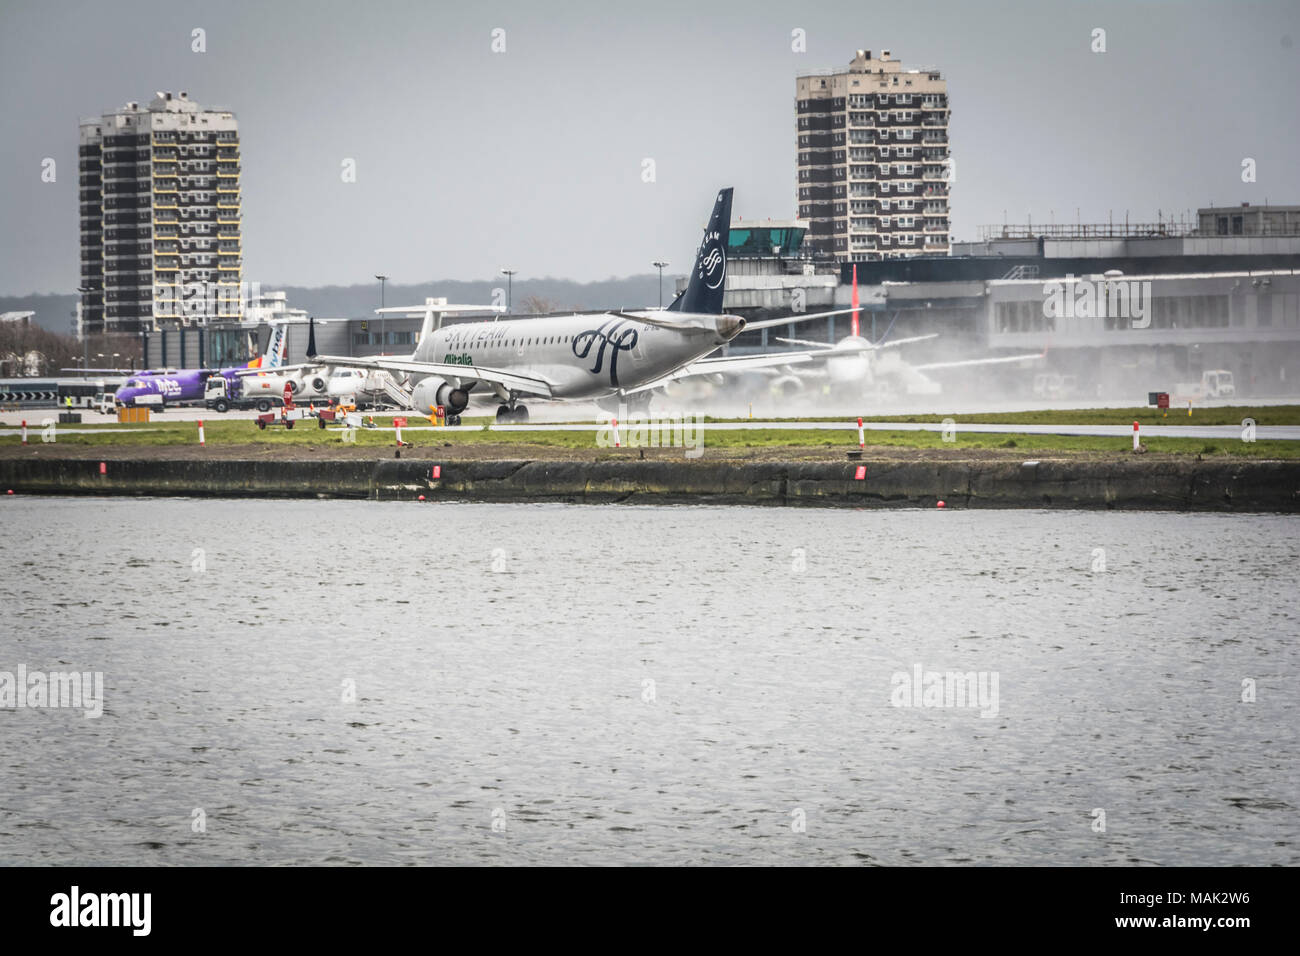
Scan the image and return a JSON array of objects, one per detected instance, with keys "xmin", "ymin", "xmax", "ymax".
[
  {"xmin": 796, "ymin": 50, "xmax": 950, "ymax": 261},
  {"xmin": 79, "ymin": 91, "xmax": 241, "ymax": 335}
]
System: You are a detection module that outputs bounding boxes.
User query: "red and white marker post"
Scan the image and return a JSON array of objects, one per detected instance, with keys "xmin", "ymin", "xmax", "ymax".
[
  {"xmin": 394, "ymin": 416, "xmax": 407, "ymax": 446},
  {"xmin": 1133, "ymin": 420, "xmax": 1140, "ymax": 451},
  {"xmin": 197, "ymin": 419, "xmax": 205, "ymax": 446},
  {"xmin": 612, "ymin": 417, "xmax": 621, "ymax": 448},
  {"xmin": 21, "ymin": 420, "xmax": 27, "ymax": 445},
  {"xmin": 857, "ymin": 416, "xmax": 865, "ymax": 449}
]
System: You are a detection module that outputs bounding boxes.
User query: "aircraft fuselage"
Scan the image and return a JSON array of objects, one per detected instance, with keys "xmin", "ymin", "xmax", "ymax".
[{"xmin": 409, "ymin": 310, "xmax": 738, "ymax": 399}]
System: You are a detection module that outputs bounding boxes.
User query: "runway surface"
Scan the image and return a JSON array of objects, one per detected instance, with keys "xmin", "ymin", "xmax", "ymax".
[{"xmin": 4, "ymin": 420, "xmax": 1298, "ymax": 440}]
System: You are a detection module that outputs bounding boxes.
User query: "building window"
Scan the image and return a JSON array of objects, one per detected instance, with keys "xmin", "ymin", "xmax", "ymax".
[{"xmin": 1257, "ymin": 295, "xmax": 1272, "ymax": 327}]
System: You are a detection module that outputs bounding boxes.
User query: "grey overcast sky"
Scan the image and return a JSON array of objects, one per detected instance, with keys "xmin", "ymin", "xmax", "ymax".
[{"xmin": 1, "ymin": 0, "xmax": 1297, "ymax": 295}]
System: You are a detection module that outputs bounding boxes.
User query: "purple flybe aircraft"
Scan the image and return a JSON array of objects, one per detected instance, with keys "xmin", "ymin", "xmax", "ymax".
[{"xmin": 111, "ymin": 324, "xmax": 291, "ymax": 408}]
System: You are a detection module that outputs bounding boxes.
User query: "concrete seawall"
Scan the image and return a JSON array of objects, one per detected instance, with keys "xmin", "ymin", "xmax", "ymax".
[{"xmin": 2, "ymin": 456, "xmax": 1298, "ymax": 510}]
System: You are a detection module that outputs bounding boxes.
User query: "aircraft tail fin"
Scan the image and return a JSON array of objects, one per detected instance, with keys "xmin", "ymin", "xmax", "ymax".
[
  {"xmin": 265, "ymin": 323, "xmax": 289, "ymax": 369},
  {"xmin": 669, "ymin": 187, "xmax": 732, "ymax": 314}
]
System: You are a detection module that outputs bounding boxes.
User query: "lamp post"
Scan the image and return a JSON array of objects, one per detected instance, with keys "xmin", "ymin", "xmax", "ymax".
[
  {"xmin": 652, "ymin": 260, "xmax": 669, "ymax": 308},
  {"xmin": 500, "ymin": 268, "xmax": 516, "ymax": 313},
  {"xmin": 374, "ymin": 274, "xmax": 388, "ymax": 353}
]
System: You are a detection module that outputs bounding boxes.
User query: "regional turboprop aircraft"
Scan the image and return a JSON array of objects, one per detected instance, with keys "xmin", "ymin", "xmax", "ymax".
[
  {"xmin": 302, "ymin": 187, "xmax": 865, "ymax": 421},
  {"xmin": 104, "ymin": 322, "xmax": 292, "ymax": 408}
]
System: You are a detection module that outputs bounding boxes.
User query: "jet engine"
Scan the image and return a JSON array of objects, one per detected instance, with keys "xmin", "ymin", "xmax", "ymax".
[
  {"xmin": 769, "ymin": 375, "xmax": 807, "ymax": 401},
  {"xmin": 411, "ymin": 376, "xmax": 469, "ymax": 415}
]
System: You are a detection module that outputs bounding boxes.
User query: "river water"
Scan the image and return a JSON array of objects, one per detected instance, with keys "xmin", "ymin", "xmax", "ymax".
[{"xmin": 1, "ymin": 498, "xmax": 1296, "ymax": 865}]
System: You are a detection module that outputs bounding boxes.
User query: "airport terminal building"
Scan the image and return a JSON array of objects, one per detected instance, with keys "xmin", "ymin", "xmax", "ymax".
[{"xmin": 718, "ymin": 206, "xmax": 1300, "ymax": 399}]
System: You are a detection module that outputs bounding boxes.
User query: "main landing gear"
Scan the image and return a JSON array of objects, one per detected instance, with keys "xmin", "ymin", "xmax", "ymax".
[{"xmin": 495, "ymin": 404, "xmax": 529, "ymax": 423}]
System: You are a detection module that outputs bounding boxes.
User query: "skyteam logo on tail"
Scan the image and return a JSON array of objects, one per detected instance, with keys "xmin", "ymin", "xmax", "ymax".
[{"xmin": 698, "ymin": 229, "xmax": 725, "ymax": 290}]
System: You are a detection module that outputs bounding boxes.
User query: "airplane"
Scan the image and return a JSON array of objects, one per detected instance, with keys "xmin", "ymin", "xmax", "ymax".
[
  {"xmin": 108, "ymin": 323, "xmax": 295, "ymax": 408},
  {"xmin": 302, "ymin": 187, "xmax": 866, "ymax": 421},
  {"xmin": 659, "ymin": 264, "xmax": 1045, "ymax": 403}
]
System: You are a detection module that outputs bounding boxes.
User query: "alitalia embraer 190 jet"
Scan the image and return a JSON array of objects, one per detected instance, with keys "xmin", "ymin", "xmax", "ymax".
[{"xmin": 302, "ymin": 187, "xmax": 863, "ymax": 421}]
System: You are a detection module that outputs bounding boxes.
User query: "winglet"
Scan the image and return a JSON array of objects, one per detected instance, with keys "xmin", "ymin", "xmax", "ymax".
[{"xmin": 307, "ymin": 316, "xmax": 318, "ymax": 359}]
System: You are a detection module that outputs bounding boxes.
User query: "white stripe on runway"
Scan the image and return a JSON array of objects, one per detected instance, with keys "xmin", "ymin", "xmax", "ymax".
[
  {"xmin": 480, "ymin": 421, "xmax": 1300, "ymax": 440},
  {"xmin": 3, "ymin": 422, "xmax": 1297, "ymax": 440}
]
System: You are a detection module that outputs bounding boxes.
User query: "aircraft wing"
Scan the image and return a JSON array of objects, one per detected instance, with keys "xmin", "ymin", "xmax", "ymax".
[
  {"xmin": 646, "ymin": 331, "xmax": 944, "ymax": 386},
  {"xmin": 868, "ymin": 333, "xmax": 939, "ymax": 350},
  {"xmin": 308, "ymin": 353, "xmax": 555, "ymax": 398},
  {"xmin": 911, "ymin": 351, "xmax": 1046, "ymax": 372},
  {"xmin": 773, "ymin": 332, "xmax": 939, "ymax": 350},
  {"xmin": 627, "ymin": 346, "xmax": 844, "ymax": 393},
  {"xmin": 744, "ymin": 307, "xmax": 870, "ymax": 331},
  {"xmin": 231, "ymin": 362, "xmax": 322, "ymax": 377}
]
